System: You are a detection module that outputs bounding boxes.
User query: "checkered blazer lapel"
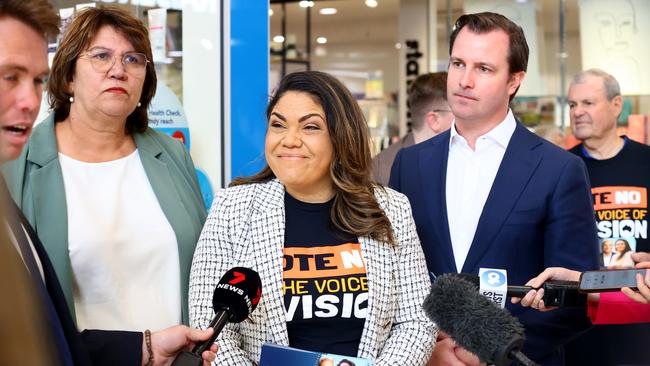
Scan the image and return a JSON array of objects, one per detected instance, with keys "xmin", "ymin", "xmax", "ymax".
[
  {"xmin": 248, "ymin": 181, "xmax": 289, "ymax": 346},
  {"xmin": 358, "ymin": 232, "xmax": 395, "ymax": 358}
]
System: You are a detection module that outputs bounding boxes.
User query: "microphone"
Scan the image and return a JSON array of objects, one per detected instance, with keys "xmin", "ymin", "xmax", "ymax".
[
  {"xmin": 423, "ymin": 274, "xmax": 538, "ymax": 366},
  {"xmin": 452, "ymin": 273, "xmax": 585, "ymax": 307},
  {"xmin": 172, "ymin": 267, "xmax": 262, "ymax": 366}
]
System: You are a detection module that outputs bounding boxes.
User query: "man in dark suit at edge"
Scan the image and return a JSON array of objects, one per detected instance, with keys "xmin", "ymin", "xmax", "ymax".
[
  {"xmin": 389, "ymin": 12, "xmax": 599, "ymax": 365},
  {"xmin": 0, "ymin": 1, "xmax": 217, "ymax": 365}
]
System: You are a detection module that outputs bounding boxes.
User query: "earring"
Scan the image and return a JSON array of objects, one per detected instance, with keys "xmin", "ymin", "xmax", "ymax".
[
  {"xmin": 137, "ymin": 102, "xmax": 142, "ymax": 107},
  {"xmin": 69, "ymin": 96, "xmax": 74, "ymax": 103}
]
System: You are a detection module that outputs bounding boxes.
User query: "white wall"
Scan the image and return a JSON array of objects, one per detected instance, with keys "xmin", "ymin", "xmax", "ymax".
[{"xmin": 182, "ymin": 0, "xmax": 223, "ymax": 188}]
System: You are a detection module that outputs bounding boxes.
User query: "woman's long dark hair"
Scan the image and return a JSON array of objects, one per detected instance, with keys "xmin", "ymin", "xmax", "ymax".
[{"xmin": 232, "ymin": 71, "xmax": 394, "ymax": 245}]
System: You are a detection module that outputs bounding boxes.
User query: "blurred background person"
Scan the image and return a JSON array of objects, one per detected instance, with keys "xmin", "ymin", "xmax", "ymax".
[
  {"xmin": 0, "ymin": 212, "xmax": 55, "ymax": 365},
  {"xmin": 600, "ymin": 239, "xmax": 615, "ymax": 268},
  {"xmin": 2, "ymin": 7, "xmax": 206, "ymax": 333},
  {"xmin": 337, "ymin": 359, "xmax": 356, "ymax": 366},
  {"xmin": 372, "ymin": 72, "xmax": 452, "ymax": 185},
  {"xmin": 319, "ymin": 357, "xmax": 335, "ymax": 366},
  {"xmin": 562, "ymin": 68, "xmax": 650, "ymax": 366},
  {"xmin": 190, "ymin": 71, "xmax": 435, "ymax": 365},
  {"xmin": 533, "ymin": 123, "xmax": 565, "ymax": 147},
  {"xmin": 610, "ymin": 239, "xmax": 635, "ymax": 268},
  {"xmin": 0, "ymin": 1, "xmax": 216, "ymax": 365}
]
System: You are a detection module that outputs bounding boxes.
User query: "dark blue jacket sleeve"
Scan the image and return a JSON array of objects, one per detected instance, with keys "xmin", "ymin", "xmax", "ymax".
[
  {"xmin": 517, "ymin": 156, "xmax": 599, "ymax": 363},
  {"xmin": 80, "ymin": 330, "xmax": 143, "ymax": 366}
]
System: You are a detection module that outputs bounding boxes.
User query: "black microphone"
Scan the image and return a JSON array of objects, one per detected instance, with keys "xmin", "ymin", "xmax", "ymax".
[
  {"xmin": 423, "ymin": 274, "xmax": 538, "ymax": 366},
  {"xmin": 452, "ymin": 273, "xmax": 585, "ymax": 307},
  {"xmin": 171, "ymin": 267, "xmax": 262, "ymax": 366}
]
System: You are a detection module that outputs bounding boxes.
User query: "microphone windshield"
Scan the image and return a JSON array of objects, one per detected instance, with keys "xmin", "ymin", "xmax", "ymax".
[
  {"xmin": 212, "ymin": 267, "xmax": 262, "ymax": 323},
  {"xmin": 452, "ymin": 272, "xmax": 481, "ymax": 286},
  {"xmin": 423, "ymin": 274, "xmax": 525, "ymax": 365}
]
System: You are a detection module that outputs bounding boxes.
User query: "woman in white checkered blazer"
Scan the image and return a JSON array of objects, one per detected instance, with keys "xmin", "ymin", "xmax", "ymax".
[{"xmin": 189, "ymin": 71, "xmax": 436, "ymax": 365}]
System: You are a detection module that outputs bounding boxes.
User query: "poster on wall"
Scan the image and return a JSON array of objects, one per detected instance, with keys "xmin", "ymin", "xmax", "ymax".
[
  {"xmin": 148, "ymin": 82, "xmax": 191, "ymax": 149},
  {"xmin": 148, "ymin": 82, "xmax": 214, "ymax": 210},
  {"xmin": 579, "ymin": 0, "xmax": 650, "ymax": 95},
  {"xmin": 464, "ymin": 0, "xmax": 546, "ymax": 96},
  {"xmin": 148, "ymin": 8, "xmax": 167, "ymax": 63}
]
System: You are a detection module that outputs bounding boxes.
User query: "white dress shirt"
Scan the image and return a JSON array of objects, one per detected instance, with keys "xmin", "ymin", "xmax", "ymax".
[
  {"xmin": 446, "ymin": 110, "xmax": 517, "ymax": 272},
  {"xmin": 602, "ymin": 252, "xmax": 615, "ymax": 267},
  {"xmin": 59, "ymin": 150, "xmax": 181, "ymax": 332}
]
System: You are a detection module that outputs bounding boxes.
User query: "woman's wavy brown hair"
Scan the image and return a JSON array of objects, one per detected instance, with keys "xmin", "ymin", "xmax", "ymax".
[
  {"xmin": 48, "ymin": 6, "xmax": 156, "ymax": 134},
  {"xmin": 232, "ymin": 71, "xmax": 395, "ymax": 245}
]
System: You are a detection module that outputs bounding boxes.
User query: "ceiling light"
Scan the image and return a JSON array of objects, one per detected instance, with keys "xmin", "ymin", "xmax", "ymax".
[
  {"xmin": 316, "ymin": 37, "xmax": 327, "ymax": 44},
  {"xmin": 365, "ymin": 0, "xmax": 378, "ymax": 8},
  {"xmin": 273, "ymin": 35, "xmax": 285, "ymax": 43},
  {"xmin": 269, "ymin": 8, "xmax": 274, "ymax": 16},
  {"xmin": 299, "ymin": 1, "xmax": 314, "ymax": 8},
  {"xmin": 320, "ymin": 8, "xmax": 337, "ymax": 15}
]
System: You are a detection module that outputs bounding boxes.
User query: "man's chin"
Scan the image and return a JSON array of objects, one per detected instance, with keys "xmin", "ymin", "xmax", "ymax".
[{"xmin": 573, "ymin": 133, "xmax": 590, "ymax": 142}]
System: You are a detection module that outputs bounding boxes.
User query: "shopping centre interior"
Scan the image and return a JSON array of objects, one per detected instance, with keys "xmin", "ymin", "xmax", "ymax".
[{"xmin": 43, "ymin": 0, "xmax": 650, "ymax": 197}]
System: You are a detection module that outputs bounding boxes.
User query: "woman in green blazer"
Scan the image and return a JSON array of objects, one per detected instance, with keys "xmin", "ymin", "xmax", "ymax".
[{"xmin": 2, "ymin": 8, "xmax": 206, "ymax": 329}]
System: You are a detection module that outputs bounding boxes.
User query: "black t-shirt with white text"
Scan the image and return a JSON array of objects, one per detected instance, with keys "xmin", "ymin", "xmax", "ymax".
[
  {"xmin": 283, "ymin": 192, "xmax": 368, "ymax": 357},
  {"xmin": 570, "ymin": 138, "xmax": 650, "ymax": 254}
]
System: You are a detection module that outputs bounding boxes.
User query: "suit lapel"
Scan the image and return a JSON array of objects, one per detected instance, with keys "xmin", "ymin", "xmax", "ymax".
[
  {"xmin": 358, "ymin": 234, "xmax": 392, "ymax": 357},
  {"xmin": 419, "ymin": 132, "xmax": 457, "ymax": 273},
  {"xmin": 1, "ymin": 180, "xmax": 86, "ymax": 366},
  {"xmin": 24, "ymin": 116, "xmax": 75, "ymax": 317},
  {"xmin": 461, "ymin": 124, "xmax": 542, "ymax": 273}
]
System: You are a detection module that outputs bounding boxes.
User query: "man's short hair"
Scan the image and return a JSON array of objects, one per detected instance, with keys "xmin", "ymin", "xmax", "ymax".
[
  {"xmin": 408, "ymin": 72, "xmax": 448, "ymax": 130},
  {"xmin": 450, "ymin": 12, "xmax": 528, "ymax": 75},
  {"xmin": 0, "ymin": 0, "xmax": 59, "ymax": 39},
  {"xmin": 449, "ymin": 12, "xmax": 528, "ymax": 101},
  {"xmin": 571, "ymin": 68, "xmax": 621, "ymax": 101}
]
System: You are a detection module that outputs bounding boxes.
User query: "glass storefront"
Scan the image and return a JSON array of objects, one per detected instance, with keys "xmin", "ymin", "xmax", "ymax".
[
  {"xmin": 270, "ymin": 0, "xmax": 650, "ymax": 152},
  {"xmin": 46, "ymin": 0, "xmax": 650, "ymax": 173}
]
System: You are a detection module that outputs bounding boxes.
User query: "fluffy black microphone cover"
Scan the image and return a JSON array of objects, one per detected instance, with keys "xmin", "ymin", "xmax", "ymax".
[{"xmin": 423, "ymin": 274, "xmax": 525, "ymax": 364}]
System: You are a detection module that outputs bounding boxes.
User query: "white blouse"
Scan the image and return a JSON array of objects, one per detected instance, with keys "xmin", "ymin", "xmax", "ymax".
[{"xmin": 59, "ymin": 150, "xmax": 180, "ymax": 331}]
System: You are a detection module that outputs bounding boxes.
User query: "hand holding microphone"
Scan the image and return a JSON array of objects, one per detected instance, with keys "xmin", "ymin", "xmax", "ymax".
[
  {"xmin": 145, "ymin": 326, "xmax": 218, "ymax": 366},
  {"xmin": 512, "ymin": 265, "xmax": 650, "ymax": 309},
  {"xmin": 452, "ymin": 272, "xmax": 586, "ymax": 308},
  {"xmin": 510, "ymin": 267, "xmax": 582, "ymax": 311},
  {"xmin": 172, "ymin": 267, "xmax": 262, "ymax": 366}
]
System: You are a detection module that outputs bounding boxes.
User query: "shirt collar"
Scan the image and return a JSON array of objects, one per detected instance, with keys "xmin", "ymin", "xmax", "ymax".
[
  {"xmin": 579, "ymin": 135, "xmax": 629, "ymax": 159},
  {"xmin": 449, "ymin": 109, "xmax": 517, "ymax": 149}
]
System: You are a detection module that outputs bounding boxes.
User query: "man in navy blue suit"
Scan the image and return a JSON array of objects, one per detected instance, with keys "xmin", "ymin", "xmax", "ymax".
[
  {"xmin": 0, "ymin": 1, "xmax": 217, "ymax": 365},
  {"xmin": 389, "ymin": 12, "xmax": 599, "ymax": 365}
]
